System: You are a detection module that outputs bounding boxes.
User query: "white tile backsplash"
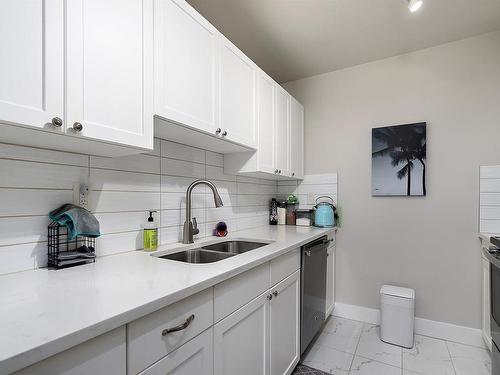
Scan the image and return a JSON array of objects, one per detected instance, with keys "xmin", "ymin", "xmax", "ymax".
[
  {"xmin": 480, "ymin": 165, "xmax": 500, "ymax": 234},
  {"xmin": 0, "ymin": 139, "xmax": 277, "ymax": 275},
  {"xmin": 278, "ymin": 173, "xmax": 338, "ymax": 209}
]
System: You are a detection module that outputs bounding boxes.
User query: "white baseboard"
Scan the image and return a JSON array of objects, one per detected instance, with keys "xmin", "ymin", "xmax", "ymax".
[{"xmin": 333, "ymin": 302, "xmax": 485, "ymax": 348}]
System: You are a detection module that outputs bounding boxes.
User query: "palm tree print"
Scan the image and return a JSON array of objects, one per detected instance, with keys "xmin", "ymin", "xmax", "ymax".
[{"xmin": 372, "ymin": 123, "xmax": 426, "ymax": 196}]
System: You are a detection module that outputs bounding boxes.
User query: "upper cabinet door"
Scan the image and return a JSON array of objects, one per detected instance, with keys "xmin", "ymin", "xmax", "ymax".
[
  {"xmin": 275, "ymin": 87, "xmax": 290, "ymax": 177},
  {"xmin": 257, "ymin": 73, "xmax": 276, "ymax": 174},
  {"xmin": 290, "ymin": 97, "xmax": 304, "ymax": 179},
  {"xmin": 0, "ymin": 0, "xmax": 64, "ymax": 131},
  {"xmin": 66, "ymin": 0, "xmax": 153, "ymax": 150},
  {"xmin": 219, "ymin": 36, "xmax": 257, "ymax": 148},
  {"xmin": 154, "ymin": 0, "xmax": 219, "ymax": 135}
]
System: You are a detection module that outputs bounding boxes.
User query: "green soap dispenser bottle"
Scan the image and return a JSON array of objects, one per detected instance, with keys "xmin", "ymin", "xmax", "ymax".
[{"xmin": 143, "ymin": 210, "xmax": 158, "ymax": 251}]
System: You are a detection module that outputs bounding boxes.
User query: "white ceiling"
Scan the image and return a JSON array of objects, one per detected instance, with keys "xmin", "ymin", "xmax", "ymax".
[{"xmin": 187, "ymin": 0, "xmax": 500, "ymax": 83}]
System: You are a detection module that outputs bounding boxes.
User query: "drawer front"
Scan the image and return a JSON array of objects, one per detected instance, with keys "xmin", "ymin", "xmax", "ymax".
[
  {"xmin": 270, "ymin": 248, "xmax": 300, "ymax": 286},
  {"xmin": 139, "ymin": 328, "xmax": 213, "ymax": 375},
  {"xmin": 214, "ymin": 262, "xmax": 270, "ymax": 323},
  {"xmin": 127, "ymin": 288, "xmax": 213, "ymax": 374},
  {"xmin": 14, "ymin": 327, "xmax": 126, "ymax": 375}
]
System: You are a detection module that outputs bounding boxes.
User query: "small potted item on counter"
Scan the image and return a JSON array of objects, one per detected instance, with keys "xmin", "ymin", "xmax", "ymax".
[
  {"xmin": 277, "ymin": 200, "xmax": 287, "ymax": 225},
  {"xmin": 296, "ymin": 209, "xmax": 313, "ymax": 226},
  {"xmin": 214, "ymin": 221, "xmax": 228, "ymax": 237}
]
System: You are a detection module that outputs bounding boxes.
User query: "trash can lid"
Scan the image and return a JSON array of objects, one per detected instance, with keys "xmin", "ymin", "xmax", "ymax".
[{"xmin": 380, "ymin": 285, "xmax": 415, "ymax": 299}]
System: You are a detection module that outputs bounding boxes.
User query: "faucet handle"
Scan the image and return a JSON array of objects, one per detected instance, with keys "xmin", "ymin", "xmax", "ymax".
[{"xmin": 192, "ymin": 217, "xmax": 200, "ymax": 235}]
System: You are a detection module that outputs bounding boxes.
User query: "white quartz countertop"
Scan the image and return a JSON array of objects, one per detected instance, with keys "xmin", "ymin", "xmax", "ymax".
[{"xmin": 0, "ymin": 225, "xmax": 334, "ymax": 374}]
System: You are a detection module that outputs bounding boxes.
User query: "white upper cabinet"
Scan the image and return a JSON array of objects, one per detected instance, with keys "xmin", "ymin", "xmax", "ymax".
[
  {"xmin": 66, "ymin": 0, "xmax": 153, "ymax": 150},
  {"xmin": 219, "ymin": 36, "xmax": 257, "ymax": 148},
  {"xmin": 257, "ymin": 73, "xmax": 277, "ymax": 174},
  {"xmin": 289, "ymin": 96, "xmax": 304, "ymax": 179},
  {"xmin": 0, "ymin": 0, "xmax": 154, "ymax": 156},
  {"xmin": 275, "ymin": 87, "xmax": 291, "ymax": 177},
  {"xmin": 224, "ymin": 72, "xmax": 304, "ymax": 180},
  {"xmin": 154, "ymin": 0, "xmax": 219, "ymax": 134},
  {"xmin": 0, "ymin": 0, "xmax": 64, "ymax": 131}
]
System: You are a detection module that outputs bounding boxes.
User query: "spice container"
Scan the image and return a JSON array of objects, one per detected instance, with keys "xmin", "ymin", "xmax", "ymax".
[
  {"xmin": 296, "ymin": 209, "xmax": 313, "ymax": 226},
  {"xmin": 286, "ymin": 202, "xmax": 296, "ymax": 225},
  {"xmin": 277, "ymin": 200, "xmax": 287, "ymax": 225}
]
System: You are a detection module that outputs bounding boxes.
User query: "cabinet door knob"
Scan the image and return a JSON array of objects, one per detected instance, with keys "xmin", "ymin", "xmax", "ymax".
[
  {"xmin": 278, "ymin": 170, "xmax": 282, "ymax": 174},
  {"xmin": 275, "ymin": 169, "xmax": 279, "ymax": 174},
  {"xmin": 272, "ymin": 291, "xmax": 278, "ymax": 297},
  {"xmin": 292, "ymin": 172, "xmax": 295, "ymax": 177},
  {"xmin": 215, "ymin": 128, "xmax": 222, "ymax": 135},
  {"xmin": 267, "ymin": 294, "xmax": 273, "ymax": 300},
  {"xmin": 221, "ymin": 130, "xmax": 227, "ymax": 137},
  {"xmin": 51, "ymin": 117, "xmax": 63, "ymax": 127},
  {"xmin": 73, "ymin": 122, "xmax": 83, "ymax": 132}
]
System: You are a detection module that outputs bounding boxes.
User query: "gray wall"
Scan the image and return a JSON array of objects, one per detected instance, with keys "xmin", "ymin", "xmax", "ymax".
[{"xmin": 283, "ymin": 31, "xmax": 500, "ymax": 328}]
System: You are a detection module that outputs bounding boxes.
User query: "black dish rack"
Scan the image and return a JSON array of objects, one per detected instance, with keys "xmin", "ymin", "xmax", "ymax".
[{"xmin": 48, "ymin": 221, "xmax": 96, "ymax": 269}]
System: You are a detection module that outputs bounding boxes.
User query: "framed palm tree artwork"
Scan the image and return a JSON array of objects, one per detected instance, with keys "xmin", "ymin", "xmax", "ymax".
[{"xmin": 372, "ymin": 122, "xmax": 426, "ymax": 196}]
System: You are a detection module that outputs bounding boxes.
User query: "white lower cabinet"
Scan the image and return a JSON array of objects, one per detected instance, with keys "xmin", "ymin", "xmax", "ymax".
[
  {"xmin": 139, "ymin": 328, "xmax": 213, "ymax": 375},
  {"xmin": 14, "ymin": 251, "xmax": 302, "ymax": 375},
  {"xmin": 326, "ymin": 237, "xmax": 336, "ymax": 316},
  {"xmin": 127, "ymin": 288, "xmax": 214, "ymax": 374},
  {"xmin": 214, "ymin": 257, "xmax": 301, "ymax": 375},
  {"xmin": 14, "ymin": 327, "xmax": 126, "ymax": 375},
  {"xmin": 270, "ymin": 271, "xmax": 300, "ymax": 375},
  {"xmin": 214, "ymin": 291, "xmax": 270, "ymax": 375},
  {"xmin": 483, "ymin": 255, "xmax": 492, "ymax": 350}
]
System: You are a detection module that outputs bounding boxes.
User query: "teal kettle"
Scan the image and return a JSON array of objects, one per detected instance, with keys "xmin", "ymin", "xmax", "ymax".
[{"xmin": 314, "ymin": 196, "xmax": 335, "ymax": 228}]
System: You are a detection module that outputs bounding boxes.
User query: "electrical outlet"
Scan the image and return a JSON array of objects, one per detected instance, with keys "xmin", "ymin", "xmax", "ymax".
[{"xmin": 73, "ymin": 182, "xmax": 90, "ymax": 209}]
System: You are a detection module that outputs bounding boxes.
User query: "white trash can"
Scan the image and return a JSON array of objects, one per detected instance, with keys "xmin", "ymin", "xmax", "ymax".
[{"xmin": 380, "ymin": 285, "xmax": 415, "ymax": 348}]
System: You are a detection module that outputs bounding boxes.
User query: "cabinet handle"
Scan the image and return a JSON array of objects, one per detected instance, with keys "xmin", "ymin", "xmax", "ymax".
[
  {"xmin": 51, "ymin": 117, "xmax": 63, "ymax": 127},
  {"xmin": 275, "ymin": 169, "xmax": 279, "ymax": 174},
  {"xmin": 272, "ymin": 291, "xmax": 278, "ymax": 297},
  {"xmin": 221, "ymin": 130, "xmax": 227, "ymax": 137},
  {"xmin": 161, "ymin": 314, "xmax": 195, "ymax": 336},
  {"xmin": 304, "ymin": 250, "xmax": 311, "ymax": 257},
  {"xmin": 278, "ymin": 170, "xmax": 282, "ymax": 174},
  {"xmin": 73, "ymin": 122, "xmax": 83, "ymax": 132},
  {"xmin": 267, "ymin": 294, "xmax": 273, "ymax": 300},
  {"xmin": 292, "ymin": 172, "xmax": 295, "ymax": 177},
  {"xmin": 215, "ymin": 128, "xmax": 222, "ymax": 135}
]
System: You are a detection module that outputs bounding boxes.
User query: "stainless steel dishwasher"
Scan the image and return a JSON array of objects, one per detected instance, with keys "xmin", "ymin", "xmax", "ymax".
[{"xmin": 300, "ymin": 236, "xmax": 329, "ymax": 355}]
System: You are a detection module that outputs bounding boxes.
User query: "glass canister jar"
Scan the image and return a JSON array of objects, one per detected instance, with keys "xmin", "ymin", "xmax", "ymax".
[
  {"xmin": 295, "ymin": 209, "xmax": 313, "ymax": 226},
  {"xmin": 277, "ymin": 200, "xmax": 287, "ymax": 225},
  {"xmin": 286, "ymin": 202, "xmax": 297, "ymax": 225}
]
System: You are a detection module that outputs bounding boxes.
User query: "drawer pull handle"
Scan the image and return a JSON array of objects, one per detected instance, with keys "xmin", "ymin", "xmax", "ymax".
[{"xmin": 161, "ymin": 314, "xmax": 195, "ymax": 336}]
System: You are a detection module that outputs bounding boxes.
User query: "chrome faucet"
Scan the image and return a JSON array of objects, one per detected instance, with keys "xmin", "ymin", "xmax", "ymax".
[{"xmin": 183, "ymin": 179, "xmax": 223, "ymax": 244}]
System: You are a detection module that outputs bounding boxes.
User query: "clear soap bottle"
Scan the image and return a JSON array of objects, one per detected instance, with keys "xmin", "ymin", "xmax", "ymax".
[{"xmin": 143, "ymin": 210, "xmax": 158, "ymax": 251}]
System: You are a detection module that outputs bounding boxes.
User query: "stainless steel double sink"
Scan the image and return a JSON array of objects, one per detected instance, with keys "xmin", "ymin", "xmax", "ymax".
[{"xmin": 156, "ymin": 240, "xmax": 269, "ymax": 264}]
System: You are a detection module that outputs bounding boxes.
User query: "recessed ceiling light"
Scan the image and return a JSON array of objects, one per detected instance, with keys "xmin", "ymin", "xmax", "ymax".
[{"xmin": 408, "ymin": 0, "xmax": 423, "ymax": 12}]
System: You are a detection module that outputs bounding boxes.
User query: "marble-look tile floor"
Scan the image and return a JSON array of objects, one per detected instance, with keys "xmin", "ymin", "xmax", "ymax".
[{"xmin": 299, "ymin": 316, "xmax": 492, "ymax": 375}]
